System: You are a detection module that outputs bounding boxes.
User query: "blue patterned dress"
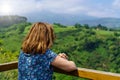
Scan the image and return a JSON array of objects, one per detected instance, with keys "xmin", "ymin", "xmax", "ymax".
[{"xmin": 18, "ymin": 49, "xmax": 57, "ymax": 80}]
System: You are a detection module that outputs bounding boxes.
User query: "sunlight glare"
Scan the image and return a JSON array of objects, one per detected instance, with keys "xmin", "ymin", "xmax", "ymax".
[{"xmin": 1, "ymin": 4, "xmax": 12, "ymax": 15}]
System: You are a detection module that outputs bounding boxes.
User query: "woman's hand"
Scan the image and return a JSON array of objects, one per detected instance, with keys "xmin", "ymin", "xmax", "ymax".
[
  {"xmin": 58, "ymin": 53, "xmax": 68, "ymax": 60},
  {"xmin": 51, "ymin": 53, "xmax": 77, "ymax": 72}
]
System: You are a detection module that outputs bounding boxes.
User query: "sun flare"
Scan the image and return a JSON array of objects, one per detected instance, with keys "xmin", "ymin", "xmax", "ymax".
[{"xmin": 1, "ymin": 4, "xmax": 12, "ymax": 15}]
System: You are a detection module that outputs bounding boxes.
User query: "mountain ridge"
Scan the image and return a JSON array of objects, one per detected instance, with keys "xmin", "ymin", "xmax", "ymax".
[
  {"xmin": 25, "ymin": 12, "xmax": 120, "ymax": 28},
  {"xmin": 79, "ymin": 17, "xmax": 120, "ymax": 28},
  {"xmin": 1, "ymin": 15, "xmax": 120, "ymax": 28}
]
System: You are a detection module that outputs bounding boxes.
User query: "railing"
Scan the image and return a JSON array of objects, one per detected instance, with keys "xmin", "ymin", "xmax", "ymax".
[{"xmin": 0, "ymin": 61, "xmax": 120, "ymax": 80}]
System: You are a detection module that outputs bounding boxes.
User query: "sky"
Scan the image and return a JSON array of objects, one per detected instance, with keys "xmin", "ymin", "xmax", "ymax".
[{"xmin": 0, "ymin": 0, "xmax": 120, "ymax": 18}]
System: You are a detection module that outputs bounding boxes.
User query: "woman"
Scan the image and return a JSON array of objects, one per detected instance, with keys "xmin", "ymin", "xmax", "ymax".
[{"xmin": 18, "ymin": 22, "xmax": 77, "ymax": 80}]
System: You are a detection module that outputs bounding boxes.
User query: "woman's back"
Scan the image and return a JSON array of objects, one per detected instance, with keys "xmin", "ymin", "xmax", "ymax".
[
  {"xmin": 18, "ymin": 49, "xmax": 57, "ymax": 80},
  {"xmin": 18, "ymin": 22, "xmax": 77, "ymax": 80}
]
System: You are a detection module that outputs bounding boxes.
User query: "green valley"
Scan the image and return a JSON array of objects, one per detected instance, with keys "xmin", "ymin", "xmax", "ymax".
[{"xmin": 0, "ymin": 22, "xmax": 120, "ymax": 80}]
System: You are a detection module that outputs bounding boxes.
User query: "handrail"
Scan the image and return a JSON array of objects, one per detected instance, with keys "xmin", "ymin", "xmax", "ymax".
[{"xmin": 0, "ymin": 61, "xmax": 120, "ymax": 80}]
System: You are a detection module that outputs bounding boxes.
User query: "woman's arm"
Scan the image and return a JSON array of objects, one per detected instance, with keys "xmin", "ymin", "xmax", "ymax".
[{"xmin": 51, "ymin": 53, "xmax": 77, "ymax": 72}]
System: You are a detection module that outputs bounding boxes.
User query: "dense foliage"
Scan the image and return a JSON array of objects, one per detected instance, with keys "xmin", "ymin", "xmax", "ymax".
[{"xmin": 0, "ymin": 22, "xmax": 120, "ymax": 80}]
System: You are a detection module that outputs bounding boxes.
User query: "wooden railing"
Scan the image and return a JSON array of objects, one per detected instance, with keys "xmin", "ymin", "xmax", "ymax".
[{"xmin": 0, "ymin": 61, "xmax": 120, "ymax": 80}]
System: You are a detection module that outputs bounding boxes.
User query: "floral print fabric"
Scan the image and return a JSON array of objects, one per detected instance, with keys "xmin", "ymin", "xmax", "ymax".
[{"xmin": 18, "ymin": 49, "xmax": 57, "ymax": 80}]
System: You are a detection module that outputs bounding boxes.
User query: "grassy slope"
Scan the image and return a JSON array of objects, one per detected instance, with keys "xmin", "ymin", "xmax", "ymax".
[{"xmin": 0, "ymin": 24, "xmax": 120, "ymax": 80}]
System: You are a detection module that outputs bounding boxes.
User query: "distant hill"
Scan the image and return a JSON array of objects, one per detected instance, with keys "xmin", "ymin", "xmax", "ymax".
[
  {"xmin": 25, "ymin": 11, "xmax": 97, "ymax": 25},
  {"xmin": 25, "ymin": 12, "xmax": 120, "ymax": 28},
  {"xmin": 79, "ymin": 18, "xmax": 120, "ymax": 28},
  {"xmin": 1, "ymin": 14, "xmax": 120, "ymax": 29},
  {"xmin": 0, "ymin": 15, "xmax": 27, "ymax": 28}
]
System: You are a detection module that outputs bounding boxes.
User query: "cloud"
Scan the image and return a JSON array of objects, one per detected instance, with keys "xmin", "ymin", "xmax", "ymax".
[
  {"xmin": 84, "ymin": 0, "xmax": 119, "ymax": 18},
  {"xmin": 0, "ymin": 0, "xmax": 86, "ymax": 15},
  {"xmin": 86, "ymin": 6, "xmax": 117, "ymax": 18},
  {"xmin": 112, "ymin": 0, "xmax": 120, "ymax": 8},
  {"xmin": 0, "ymin": 0, "xmax": 38, "ymax": 15},
  {"xmin": 0, "ymin": 0, "xmax": 119, "ymax": 18},
  {"xmin": 36, "ymin": 0, "xmax": 86, "ymax": 14},
  {"xmin": 87, "ymin": 10, "xmax": 117, "ymax": 18}
]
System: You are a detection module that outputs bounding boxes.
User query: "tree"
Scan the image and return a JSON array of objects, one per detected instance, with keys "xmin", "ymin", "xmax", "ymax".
[
  {"xmin": 83, "ymin": 37, "xmax": 102, "ymax": 52},
  {"xmin": 96, "ymin": 24, "xmax": 108, "ymax": 30},
  {"xmin": 53, "ymin": 23, "xmax": 66, "ymax": 28},
  {"xmin": 83, "ymin": 24, "xmax": 89, "ymax": 29},
  {"xmin": 74, "ymin": 23, "xmax": 82, "ymax": 28}
]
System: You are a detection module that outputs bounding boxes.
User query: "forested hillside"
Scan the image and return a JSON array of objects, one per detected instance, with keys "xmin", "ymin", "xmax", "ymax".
[{"xmin": 0, "ymin": 22, "xmax": 120, "ymax": 80}]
